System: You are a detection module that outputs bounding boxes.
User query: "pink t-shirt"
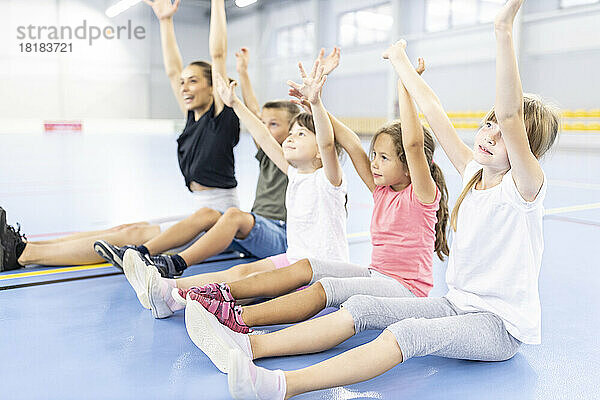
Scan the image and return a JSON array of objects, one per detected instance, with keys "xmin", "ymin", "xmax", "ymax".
[{"xmin": 370, "ymin": 184, "xmax": 440, "ymax": 297}]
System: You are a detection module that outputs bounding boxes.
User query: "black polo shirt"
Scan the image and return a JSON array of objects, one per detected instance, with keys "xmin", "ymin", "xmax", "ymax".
[{"xmin": 177, "ymin": 103, "xmax": 240, "ymax": 191}]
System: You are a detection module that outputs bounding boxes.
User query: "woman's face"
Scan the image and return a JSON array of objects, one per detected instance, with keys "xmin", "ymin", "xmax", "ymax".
[{"xmin": 179, "ymin": 65, "xmax": 213, "ymax": 111}]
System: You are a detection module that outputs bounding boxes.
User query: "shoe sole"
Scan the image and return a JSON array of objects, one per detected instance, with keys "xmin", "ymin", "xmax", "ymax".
[
  {"xmin": 93, "ymin": 240, "xmax": 123, "ymax": 269},
  {"xmin": 148, "ymin": 271, "xmax": 173, "ymax": 319},
  {"xmin": 122, "ymin": 249, "xmax": 151, "ymax": 309},
  {"xmin": 185, "ymin": 299, "xmax": 236, "ymax": 374}
]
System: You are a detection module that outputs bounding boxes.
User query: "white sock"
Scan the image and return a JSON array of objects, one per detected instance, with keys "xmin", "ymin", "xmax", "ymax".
[
  {"xmin": 159, "ymin": 278, "xmax": 184, "ymax": 312},
  {"xmin": 250, "ymin": 363, "xmax": 286, "ymax": 400}
]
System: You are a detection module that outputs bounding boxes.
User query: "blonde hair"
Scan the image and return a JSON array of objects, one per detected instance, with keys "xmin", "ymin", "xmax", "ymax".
[
  {"xmin": 370, "ymin": 121, "xmax": 450, "ymax": 260},
  {"xmin": 450, "ymin": 94, "xmax": 560, "ymax": 231}
]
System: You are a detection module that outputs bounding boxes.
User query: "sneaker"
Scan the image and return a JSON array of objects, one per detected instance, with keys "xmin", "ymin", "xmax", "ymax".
[
  {"xmin": 228, "ymin": 349, "xmax": 286, "ymax": 400},
  {"xmin": 122, "ymin": 249, "xmax": 154, "ymax": 309},
  {"xmin": 147, "ymin": 270, "xmax": 174, "ymax": 319},
  {"xmin": 0, "ymin": 219, "xmax": 27, "ymax": 272},
  {"xmin": 145, "ymin": 254, "xmax": 184, "ymax": 279},
  {"xmin": 185, "ymin": 296, "xmax": 252, "ymax": 373},
  {"xmin": 93, "ymin": 240, "xmax": 140, "ymax": 270},
  {"xmin": 189, "ymin": 295, "xmax": 251, "ymax": 334},
  {"xmin": 178, "ymin": 283, "xmax": 235, "ymax": 305}
]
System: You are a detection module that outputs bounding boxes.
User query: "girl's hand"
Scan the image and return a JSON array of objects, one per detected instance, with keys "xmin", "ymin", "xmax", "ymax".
[
  {"xmin": 317, "ymin": 47, "xmax": 341, "ymax": 76},
  {"xmin": 235, "ymin": 47, "xmax": 250, "ymax": 73},
  {"xmin": 214, "ymin": 74, "xmax": 238, "ymax": 107},
  {"xmin": 494, "ymin": 0, "xmax": 524, "ymax": 31},
  {"xmin": 143, "ymin": 0, "xmax": 180, "ymax": 20},
  {"xmin": 287, "ymin": 60, "xmax": 327, "ymax": 105},
  {"xmin": 415, "ymin": 57, "xmax": 426, "ymax": 75},
  {"xmin": 288, "ymin": 88, "xmax": 312, "ymax": 114},
  {"xmin": 382, "ymin": 39, "xmax": 407, "ymax": 60}
]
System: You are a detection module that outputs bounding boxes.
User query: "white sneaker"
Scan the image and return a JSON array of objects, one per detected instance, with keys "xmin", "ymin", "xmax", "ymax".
[
  {"xmin": 122, "ymin": 249, "xmax": 153, "ymax": 309},
  {"xmin": 185, "ymin": 297, "xmax": 251, "ymax": 373},
  {"xmin": 148, "ymin": 270, "xmax": 174, "ymax": 319}
]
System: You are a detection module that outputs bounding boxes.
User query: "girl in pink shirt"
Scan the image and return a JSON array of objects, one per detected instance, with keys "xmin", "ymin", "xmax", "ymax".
[{"xmin": 180, "ymin": 54, "xmax": 449, "ymax": 357}]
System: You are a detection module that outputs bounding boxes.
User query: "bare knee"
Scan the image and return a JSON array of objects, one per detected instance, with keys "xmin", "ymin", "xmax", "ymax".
[
  {"xmin": 307, "ymin": 282, "xmax": 327, "ymax": 307},
  {"xmin": 379, "ymin": 329, "xmax": 404, "ymax": 363},
  {"xmin": 190, "ymin": 207, "xmax": 222, "ymax": 225},
  {"xmin": 122, "ymin": 224, "xmax": 159, "ymax": 244},
  {"xmin": 291, "ymin": 258, "xmax": 314, "ymax": 283},
  {"xmin": 229, "ymin": 262, "xmax": 261, "ymax": 281},
  {"xmin": 222, "ymin": 208, "xmax": 254, "ymax": 238}
]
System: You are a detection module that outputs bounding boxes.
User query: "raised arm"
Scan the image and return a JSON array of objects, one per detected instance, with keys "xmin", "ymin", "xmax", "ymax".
[
  {"xmin": 235, "ymin": 47, "xmax": 261, "ymax": 117},
  {"xmin": 209, "ymin": 0, "xmax": 229, "ymax": 116},
  {"xmin": 145, "ymin": 0, "xmax": 186, "ymax": 115},
  {"xmin": 288, "ymin": 61, "xmax": 343, "ymax": 187},
  {"xmin": 290, "ymin": 84, "xmax": 374, "ymax": 192},
  {"xmin": 384, "ymin": 40, "xmax": 473, "ymax": 176},
  {"xmin": 494, "ymin": 0, "xmax": 543, "ymax": 201},
  {"xmin": 215, "ymin": 74, "xmax": 289, "ymax": 174},
  {"xmin": 394, "ymin": 57, "xmax": 437, "ymax": 204}
]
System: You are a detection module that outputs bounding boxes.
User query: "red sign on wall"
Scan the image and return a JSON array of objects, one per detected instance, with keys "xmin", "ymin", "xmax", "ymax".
[{"xmin": 44, "ymin": 121, "xmax": 83, "ymax": 133}]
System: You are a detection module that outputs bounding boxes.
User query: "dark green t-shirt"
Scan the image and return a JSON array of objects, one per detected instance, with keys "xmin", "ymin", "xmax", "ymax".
[{"xmin": 251, "ymin": 149, "xmax": 288, "ymax": 221}]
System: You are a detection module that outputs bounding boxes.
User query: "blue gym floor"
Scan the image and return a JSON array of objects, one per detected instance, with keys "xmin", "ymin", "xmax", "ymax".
[{"xmin": 1, "ymin": 132, "xmax": 599, "ymax": 399}]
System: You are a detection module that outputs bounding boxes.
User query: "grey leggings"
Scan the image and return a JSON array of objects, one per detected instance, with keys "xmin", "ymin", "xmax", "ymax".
[
  {"xmin": 343, "ymin": 295, "xmax": 521, "ymax": 362},
  {"xmin": 307, "ymin": 258, "xmax": 415, "ymax": 308}
]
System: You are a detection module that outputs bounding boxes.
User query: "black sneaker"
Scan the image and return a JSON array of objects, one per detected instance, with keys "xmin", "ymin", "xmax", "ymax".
[
  {"xmin": 0, "ymin": 221, "xmax": 27, "ymax": 272},
  {"xmin": 94, "ymin": 240, "xmax": 141, "ymax": 271},
  {"xmin": 146, "ymin": 254, "xmax": 185, "ymax": 279}
]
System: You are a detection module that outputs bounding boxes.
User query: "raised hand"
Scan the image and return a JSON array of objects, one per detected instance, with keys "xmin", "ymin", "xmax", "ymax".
[
  {"xmin": 317, "ymin": 47, "xmax": 341, "ymax": 76},
  {"xmin": 287, "ymin": 60, "xmax": 327, "ymax": 105},
  {"xmin": 494, "ymin": 0, "xmax": 524, "ymax": 30},
  {"xmin": 235, "ymin": 47, "xmax": 250, "ymax": 73},
  {"xmin": 144, "ymin": 0, "xmax": 180, "ymax": 20},
  {"xmin": 214, "ymin": 73, "xmax": 238, "ymax": 107},
  {"xmin": 415, "ymin": 57, "xmax": 425, "ymax": 75},
  {"xmin": 288, "ymin": 87, "xmax": 312, "ymax": 114},
  {"xmin": 382, "ymin": 39, "xmax": 407, "ymax": 60}
]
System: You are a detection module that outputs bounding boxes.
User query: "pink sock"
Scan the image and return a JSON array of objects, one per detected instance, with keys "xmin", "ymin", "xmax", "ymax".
[{"xmin": 160, "ymin": 278, "xmax": 184, "ymax": 312}]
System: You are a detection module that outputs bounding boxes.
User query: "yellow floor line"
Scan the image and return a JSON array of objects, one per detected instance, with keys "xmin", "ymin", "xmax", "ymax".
[
  {"xmin": 2, "ymin": 231, "xmax": 375, "ymax": 282},
  {"xmin": 545, "ymin": 202, "xmax": 600, "ymax": 215},
  {"xmin": 0, "ymin": 263, "xmax": 111, "ymax": 281}
]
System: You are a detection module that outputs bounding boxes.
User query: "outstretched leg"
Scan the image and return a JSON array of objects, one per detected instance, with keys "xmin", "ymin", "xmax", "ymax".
[
  {"xmin": 143, "ymin": 207, "xmax": 223, "ymax": 255},
  {"xmin": 18, "ymin": 223, "xmax": 160, "ymax": 266},
  {"xmin": 30, "ymin": 222, "xmax": 153, "ymax": 245},
  {"xmin": 175, "ymin": 208, "xmax": 255, "ymax": 265},
  {"xmin": 175, "ymin": 258, "xmax": 278, "ymax": 290}
]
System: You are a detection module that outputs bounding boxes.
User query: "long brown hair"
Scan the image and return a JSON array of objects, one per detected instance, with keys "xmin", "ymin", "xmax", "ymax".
[
  {"xmin": 370, "ymin": 121, "xmax": 450, "ymax": 260},
  {"xmin": 450, "ymin": 94, "xmax": 560, "ymax": 231}
]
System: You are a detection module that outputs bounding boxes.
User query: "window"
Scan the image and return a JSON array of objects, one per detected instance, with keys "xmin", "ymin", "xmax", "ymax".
[
  {"xmin": 560, "ymin": 0, "xmax": 599, "ymax": 7},
  {"xmin": 426, "ymin": 0, "xmax": 504, "ymax": 32},
  {"xmin": 276, "ymin": 22, "xmax": 315, "ymax": 57},
  {"xmin": 338, "ymin": 3, "xmax": 393, "ymax": 48}
]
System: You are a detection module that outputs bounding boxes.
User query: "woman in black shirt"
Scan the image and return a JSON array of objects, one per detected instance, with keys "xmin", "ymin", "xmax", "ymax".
[{"xmin": 148, "ymin": 0, "xmax": 240, "ymax": 210}]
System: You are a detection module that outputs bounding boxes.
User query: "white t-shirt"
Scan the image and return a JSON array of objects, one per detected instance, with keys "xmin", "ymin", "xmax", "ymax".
[
  {"xmin": 445, "ymin": 160, "xmax": 546, "ymax": 344},
  {"xmin": 285, "ymin": 166, "xmax": 349, "ymax": 264}
]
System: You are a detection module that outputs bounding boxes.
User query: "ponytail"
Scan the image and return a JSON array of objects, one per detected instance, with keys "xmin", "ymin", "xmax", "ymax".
[
  {"xmin": 430, "ymin": 162, "xmax": 449, "ymax": 260},
  {"xmin": 450, "ymin": 169, "xmax": 483, "ymax": 232}
]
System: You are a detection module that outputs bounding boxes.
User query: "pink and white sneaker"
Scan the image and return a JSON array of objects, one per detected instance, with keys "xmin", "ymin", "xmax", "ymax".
[
  {"xmin": 188, "ymin": 294, "xmax": 251, "ymax": 334},
  {"xmin": 172, "ymin": 282, "xmax": 235, "ymax": 306}
]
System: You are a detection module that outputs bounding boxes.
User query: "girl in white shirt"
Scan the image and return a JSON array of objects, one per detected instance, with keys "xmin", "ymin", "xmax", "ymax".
[{"xmin": 219, "ymin": 2, "xmax": 561, "ymax": 399}]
